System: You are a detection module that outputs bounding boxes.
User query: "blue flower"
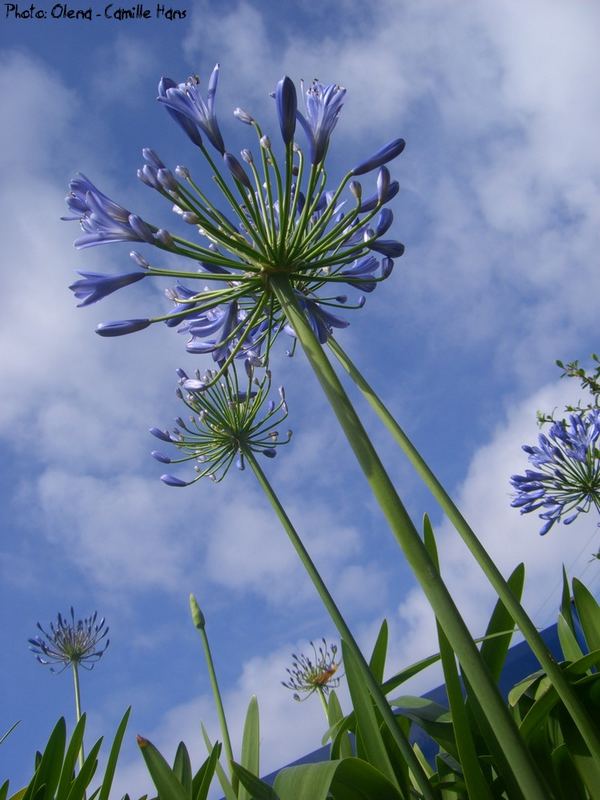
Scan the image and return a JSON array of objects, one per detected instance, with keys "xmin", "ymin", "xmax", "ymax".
[
  {"xmin": 158, "ymin": 65, "xmax": 225, "ymax": 154},
  {"xmin": 511, "ymin": 411, "xmax": 600, "ymax": 535},
  {"xmin": 153, "ymin": 362, "xmax": 291, "ymax": 484},
  {"xmin": 29, "ymin": 608, "xmax": 109, "ymax": 673},
  {"xmin": 158, "ymin": 77, "xmax": 203, "ymax": 147},
  {"xmin": 69, "ymin": 271, "xmax": 146, "ymax": 307},
  {"xmin": 63, "ymin": 174, "xmax": 155, "ymax": 249},
  {"xmin": 296, "ymin": 80, "xmax": 346, "ymax": 164}
]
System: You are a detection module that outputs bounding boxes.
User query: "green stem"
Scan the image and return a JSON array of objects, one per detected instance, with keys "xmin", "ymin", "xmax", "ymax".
[
  {"xmin": 71, "ymin": 662, "xmax": 85, "ymax": 773},
  {"xmin": 270, "ymin": 274, "xmax": 550, "ymax": 800},
  {"xmin": 196, "ymin": 625, "xmax": 238, "ymax": 793},
  {"xmin": 246, "ymin": 451, "xmax": 437, "ymax": 800},
  {"xmin": 328, "ymin": 336, "xmax": 600, "ymax": 769}
]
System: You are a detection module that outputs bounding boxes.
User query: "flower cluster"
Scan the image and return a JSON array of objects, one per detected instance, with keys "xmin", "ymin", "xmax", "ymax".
[
  {"xmin": 65, "ymin": 65, "xmax": 404, "ymax": 384},
  {"xmin": 282, "ymin": 639, "xmax": 341, "ymax": 701},
  {"xmin": 511, "ymin": 411, "xmax": 600, "ymax": 535},
  {"xmin": 29, "ymin": 608, "xmax": 109, "ymax": 672},
  {"xmin": 151, "ymin": 362, "xmax": 291, "ymax": 484}
]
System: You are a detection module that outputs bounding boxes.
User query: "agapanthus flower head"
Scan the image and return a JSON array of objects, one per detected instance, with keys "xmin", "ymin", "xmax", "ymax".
[
  {"xmin": 152, "ymin": 361, "xmax": 292, "ymax": 484},
  {"xmin": 282, "ymin": 638, "xmax": 342, "ymax": 701},
  {"xmin": 66, "ymin": 67, "xmax": 405, "ymax": 385},
  {"xmin": 510, "ymin": 410, "xmax": 600, "ymax": 535},
  {"xmin": 29, "ymin": 608, "xmax": 109, "ymax": 673}
]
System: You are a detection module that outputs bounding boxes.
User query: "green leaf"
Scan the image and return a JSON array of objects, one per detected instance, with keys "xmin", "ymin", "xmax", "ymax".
[
  {"xmin": 239, "ymin": 696, "xmax": 259, "ymax": 800},
  {"xmin": 390, "ymin": 696, "xmax": 456, "ymax": 759},
  {"xmin": 192, "ymin": 743, "xmax": 221, "ymax": 800},
  {"xmin": 231, "ymin": 763, "xmax": 279, "ymax": 800},
  {"xmin": 368, "ymin": 620, "xmax": 389, "ymax": 684},
  {"xmin": 137, "ymin": 737, "xmax": 189, "ymax": 800},
  {"xmin": 326, "ymin": 691, "xmax": 353, "ymax": 759},
  {"xmin": 173, "ymin": 743, "xmax": 193, "ymax": 797},
  {"xmin": 64, "ymin": 737, "xmax": 102, "ymax": 800},
  {"xmin": 7, "ymin": 789, "xmax": 26, "ymax": 800},
  {"xmin": 97, "ymin": 707, "xmax": 131, "ymax": 800},
  {"xmin": 56, "ymin": 715, "xmax": 87, "ymax": 800},
  {"xmin": 341, "ymin": 641, "xmax": 399, "ymax": 789},
  {"xmin": 557, "ymin": 613, "xmax": 585, "ymax": 663},
  {"xmin": 274, "ymin": 758, "xmax": 404, "ymax": 800},
  {"xmin": 28, "ymin": 717, "xmax": 67, "ymax": 800},
  {"xmin": 572, "ymin": 578, "xmax": 600, "ymax": 653},
  {"xmin": 480, "ymin": 563, "xmax": 524, "ymax": 682},
  {"xmin": 200, "ymin": 725, "xmax": 236, "ymax": 800},
  {"xmin": 560, "ymin": 566, "xmax": 577, "ymax": 639},
  {"xmin": 0, "ymin": 722, "xmax": 20, "ymax": 746},
  {"xmin": 550, "ymin": 743, "xmax": 587, "ymax": 800},
  {"xmin": 557, "ymin": 701, "xmax": 600, "ymax": 798}
]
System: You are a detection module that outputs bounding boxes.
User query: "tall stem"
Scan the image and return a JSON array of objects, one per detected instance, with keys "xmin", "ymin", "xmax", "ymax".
[
  {"xmin": 246, "ymin": 451, "xmax": 437, "ymax": 800},
  {"xmin": 71, "ymin": 662, "xmax": 85, "ymax": 772},
  {"xmin": 269, "ymin": 274, "xmax": 550, "ymax": 800},
  {"xmin": 196, "ymin": 624, "xmax": 237, "ymax": 792},
  {"xmin": 328, "ymin": 336, "xmax": 600, "ymax": 768}
]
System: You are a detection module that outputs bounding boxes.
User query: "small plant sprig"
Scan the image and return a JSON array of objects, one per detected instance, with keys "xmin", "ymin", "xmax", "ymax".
[{"xmin": 537, "ymin": 354, "xmax": 600, "ymax": 426}]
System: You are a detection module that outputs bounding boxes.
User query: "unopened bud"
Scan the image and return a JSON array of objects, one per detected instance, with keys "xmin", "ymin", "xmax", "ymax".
[
  {"xmin": 189, "ymin": 594, "xmax": 205, "ymax": 629},
  {"xmin": 233, "ymin": 107, "xmax": 254, "ymax": 124},
  {"xmin": 155, "ymin": 228, "xmax": 174, "ymax": 246},
  {"xmin": 349, "ymin": 181, "xmax": 362, "ymax": 201},
  {"xmin": 175, "ymin": 165, "xmax": 190, "ymax": 180},
  {"xmin": 260, "ymin": 135, "xmax": 271, "ymax": 150},
  {"xmin": 241, "ymin": 148, "xmax": 253, "ymax": 165}
]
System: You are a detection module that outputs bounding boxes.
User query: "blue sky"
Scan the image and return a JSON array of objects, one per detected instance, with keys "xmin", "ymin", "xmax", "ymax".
[{"xmin": 1, "ymin": 0, "xmax": 599, "ymax": 795}]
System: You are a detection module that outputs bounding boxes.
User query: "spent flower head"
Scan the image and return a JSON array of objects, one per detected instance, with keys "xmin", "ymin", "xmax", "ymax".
[
  {"xmin": 152, "ymin": 361, "xmax": 291, "ymax": 485},
  {"xmin": 282, "ymin": 638, "xmax": 341, "ymax": 701},
  {"xmin": 29, "ymin": 608, "xmax": 109, "ymax": 672},
  {"xmin": 65, "ymin": 66, "xmax": 405, "ymax": 386},
  {"xmin": 510, "ymin": 410, "xmax": 600, "ymax": 535}
]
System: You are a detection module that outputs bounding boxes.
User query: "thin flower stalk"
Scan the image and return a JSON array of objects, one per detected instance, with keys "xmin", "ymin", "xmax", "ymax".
[
  {"xmin": 154, "ymin": 367, "xmax": 436, "ymax": 798},
  {"xmin": 246, "ymin": 451, "xmax": 437, "ymax": 800},
  {"xmin": 327, "ymin": 336, "xmax": 600, "ymax": 770},
  {"xmin": 188, "ymin": 595, "xmax": 238, "ymax": 793},
  {"xmin": 269, "ymin": 273, "xmax": 550, "ymax": 800}
]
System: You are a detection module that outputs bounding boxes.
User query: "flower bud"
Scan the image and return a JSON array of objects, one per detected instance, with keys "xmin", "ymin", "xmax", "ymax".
[
  {"xmin": 351, "ymin": 137, "xmax": 405, "ymax": 176},
  {"xmin": 189, "ymin": 594, "xmax": 205, "ymax": 629},
  {"xmin": 233, "ymin": 107, "xmax": 254, "ymax": 124}
]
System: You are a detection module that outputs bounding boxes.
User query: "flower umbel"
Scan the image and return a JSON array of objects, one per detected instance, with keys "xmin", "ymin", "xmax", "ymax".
[
  {"xmin": 29, "ymin": 608, "xmax": 109, "ymax": 672},
  {"xmin": 65, "ymin": 68, "xmax": 405, "ymax": 385},
  {"xmin": 282, "ymin": 639, "xmax": 341, "ymax": 701},
  {"xmin": 152, "ymin": 362, "xmax": 292, "ymax": 485},
  {"xmin": 511, "ymin": 411, "xmax": 600, "ymax": 535}
]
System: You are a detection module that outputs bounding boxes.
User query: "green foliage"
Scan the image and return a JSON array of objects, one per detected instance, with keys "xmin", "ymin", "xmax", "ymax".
[
  {"xmin": 5, "ymin": 710, "xmax": 130, "ymax": 800},
  {"xmin": 137, "ymin": 737, "xmax": 220, "ymax": 800}
]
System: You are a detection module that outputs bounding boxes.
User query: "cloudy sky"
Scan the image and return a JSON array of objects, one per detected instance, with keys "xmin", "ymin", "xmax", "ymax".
[{"xmin": 1, "ymin": 0, "xmax": 599, "ymax": 796}]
